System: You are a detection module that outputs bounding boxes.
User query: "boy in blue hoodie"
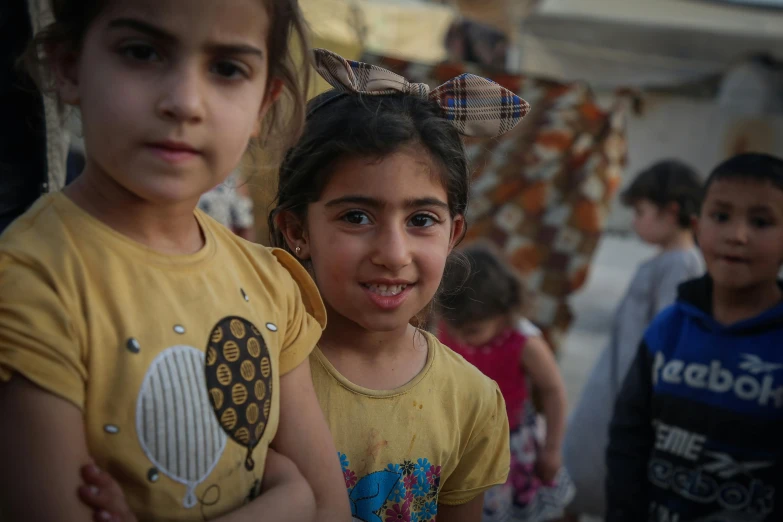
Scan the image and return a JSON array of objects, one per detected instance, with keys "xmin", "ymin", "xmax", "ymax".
[{"xmin": 606, "ymin": 153, "xmax": 783, "ymax": 522}]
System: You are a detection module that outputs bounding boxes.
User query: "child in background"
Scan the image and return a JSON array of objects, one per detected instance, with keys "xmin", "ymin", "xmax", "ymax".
[
  {"xmin": 607, "ymin": 153, "xmax": 783, "ymax": 522},
  {"xmin": 562, "ymin": 160, "xmax": 704, "ymax": 518},
  {"xmin": 0, "ymin": 1, "xmax": 350, "ymax": 521},
  {"xmin": 437, "ymin": 244, "xmax": 573, "ymax": 522},
  {"xmin": 73, "ymin": 47, "xmax": 530, "ymax": 522}
]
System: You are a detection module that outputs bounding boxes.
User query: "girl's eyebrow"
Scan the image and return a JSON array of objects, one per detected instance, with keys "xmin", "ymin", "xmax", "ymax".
[
  {"xmin": 324, "ymin": 195, "xmax": 449, "ymax": 210},
  {"xmin": 108, "ymin": 18, "xmax": 176, "ymax": 43},
  {"xmin": 107, "ymin": 17, "xmax": 264, "ymax": 58}
]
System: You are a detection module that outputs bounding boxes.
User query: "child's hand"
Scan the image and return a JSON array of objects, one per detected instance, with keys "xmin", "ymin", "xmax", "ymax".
[
  {"xmin": 77, "ymin": 464, "xmax": 137, "ymax": 522},
  {"xmin": 535, "ymin": 449, "xmax": 562, "ymax": 485}
]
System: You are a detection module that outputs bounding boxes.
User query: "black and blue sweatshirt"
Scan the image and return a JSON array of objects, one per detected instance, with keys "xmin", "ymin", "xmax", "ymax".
[{"xmin": 606, "ymin": 275, "xmax": 783, "ymax": 522}]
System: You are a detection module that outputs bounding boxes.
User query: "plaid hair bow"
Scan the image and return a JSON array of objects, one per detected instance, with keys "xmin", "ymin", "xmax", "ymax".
[{"xmin": 312, "ymin": 48, "xmax": 530, "ymax": 138}]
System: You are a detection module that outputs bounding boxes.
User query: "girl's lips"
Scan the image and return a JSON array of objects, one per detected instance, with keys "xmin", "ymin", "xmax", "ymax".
[
  {"xmin": 146, "ymin": 143, "xmax": 201, "ymax": 164},
  {"xmin": 361, "ymin": 283, "xmax": 414, "ymax": 311}
]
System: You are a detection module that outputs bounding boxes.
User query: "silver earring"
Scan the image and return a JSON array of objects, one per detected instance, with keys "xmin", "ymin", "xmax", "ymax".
[{"xmin": 295, "ymin": 246, "xmax": 301, "ymax": 256}]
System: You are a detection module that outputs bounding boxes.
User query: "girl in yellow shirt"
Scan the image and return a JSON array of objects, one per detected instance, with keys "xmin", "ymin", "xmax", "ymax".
[{"xmin": 0, "ymin": 2, "xmax": 349, "ymax": 521}]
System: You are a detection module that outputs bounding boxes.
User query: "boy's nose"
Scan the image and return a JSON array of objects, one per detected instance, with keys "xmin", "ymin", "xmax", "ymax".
[{"xmin": 726, "ymin": 221, "xmax": 749, "ymax": 244}]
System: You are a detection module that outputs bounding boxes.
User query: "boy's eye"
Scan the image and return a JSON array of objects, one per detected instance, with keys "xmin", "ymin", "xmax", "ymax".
[
  {"xmin": 212, "ymin": 61, "xmax": 247, "ymax": 79},
  {"xmin": 711, "ymin": 211, "xmax": 729, "ymax": 223},
  {"xmin": 408, "ymin": 214, "xmax": 438, "ymax": 228},
  {"xmin": 750, "ymin": 217, "xmax": 772, "ymax": 228},
  {"xmin": 120, "ymin": 43, "xmax": 160, "ymax": 62},
  {"xmin": 342, "ymin": 211, "xmax": 371, "ymax": 225}
]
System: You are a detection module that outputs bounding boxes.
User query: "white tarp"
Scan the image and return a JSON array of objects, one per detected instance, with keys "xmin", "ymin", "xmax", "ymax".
[{"xmin": 517, "ymin": 0, "xmax": 783, "ymax": 88}]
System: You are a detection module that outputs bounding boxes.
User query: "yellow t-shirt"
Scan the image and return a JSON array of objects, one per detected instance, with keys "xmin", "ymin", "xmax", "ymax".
[
  {"xmin": 0, "ymin": 193, "xmax": 325, "ymax": 521},
  {"xmin": 311, "ymin": 333, "xmax": 510, "ymax": 522}
]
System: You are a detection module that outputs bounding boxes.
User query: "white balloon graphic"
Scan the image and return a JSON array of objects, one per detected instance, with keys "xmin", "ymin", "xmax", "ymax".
[{"xmin": 136, "ymin": 345, "xmax": 227, "ymax": 508}]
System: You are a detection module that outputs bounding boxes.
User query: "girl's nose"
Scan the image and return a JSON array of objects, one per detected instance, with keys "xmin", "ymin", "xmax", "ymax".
[
  {"xmin": 156, "ymin": 64, "xmax": 206, "ymax": 124},
  {"xmin": 370, "ymin": 224, "xmax": 412, "ymax": 272}
]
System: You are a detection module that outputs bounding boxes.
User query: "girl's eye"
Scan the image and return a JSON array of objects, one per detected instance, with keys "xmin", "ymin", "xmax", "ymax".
[
  {"xmin": 711, "ymin": 211, "xmax": 729, "ymax": 223},
  {"xmin": 408, "ymin": 214, "xmax": 438, "ymax": 228},
  {"xmin": 120, "ymin": 43, "xmax": 160, "ymax": 62},
  {"xmin": 212, "ymin": 61, "xmax": 247, "ymax": 79},
  {"xmin": 342, "ymin": 211, "xmax": 371, "ymax": 225}
]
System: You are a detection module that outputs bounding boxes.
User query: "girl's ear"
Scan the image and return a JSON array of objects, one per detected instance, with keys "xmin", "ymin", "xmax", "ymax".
[
  {"xmin": 51, "ymin": 44, "xmax": 81, "ymax": 106},
  {"xmin": 252, "ymin": 78, "xmax": 284, "ymax": 138},
  {"xmin": 448, "ymin": 215, "xmax": 467, "ymax": 252},
  {"xmin": 691, "ymin": 214, "xmax": 701, "ymax": 242},
  {"xmin": 275, "ymin": 211, "xmax": 310, "ymax": 259}
]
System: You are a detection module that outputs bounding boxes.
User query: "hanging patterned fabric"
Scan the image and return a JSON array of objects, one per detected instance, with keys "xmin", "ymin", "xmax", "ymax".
[{"xmin": 362, "ymin": 54, "xmax": 629, "ymax": 353}]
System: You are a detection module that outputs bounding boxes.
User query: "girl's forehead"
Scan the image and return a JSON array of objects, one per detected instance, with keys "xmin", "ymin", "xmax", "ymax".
[
  {"xmin": 320, "ymin": 151, "xmax": 449, "ymax": 202},
  {"xmin": 95, "ymin": 0, "xmax": 270, "ymax": 47}
]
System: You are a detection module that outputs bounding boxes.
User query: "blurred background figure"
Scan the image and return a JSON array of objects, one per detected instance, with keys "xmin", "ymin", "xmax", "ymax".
[
  {"xmin": 561, "ymin": 160, "xmax": 704, "ymax": 519},
  {"xmin": 437, "ymin": 244, "xmax": 573, "ymax": 522},
  {"xmin": 198, "ymin": 172, "xmax": 256, "ymax": 242}
]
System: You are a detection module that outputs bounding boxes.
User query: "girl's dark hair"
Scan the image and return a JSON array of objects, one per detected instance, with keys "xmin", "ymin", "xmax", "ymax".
[
  {"xmin": 620, "ymin": 159, "xmax": 703, "ymax": 228},
  {"xmin": 22, "ymin": 0, "xmax": 311, "ymax": 154},
  {"xmin": 269, "ymin": 90, "xmax": 470, "ymax": 252},
  {"xmin": 436, "ymin": 244, "xmax": 525, "ymax": 327}
]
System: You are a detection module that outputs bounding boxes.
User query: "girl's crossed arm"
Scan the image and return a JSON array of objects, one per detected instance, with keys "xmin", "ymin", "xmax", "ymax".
[
  {"xmin": 76, "ymin": 357, "xmax": 349, "ymax": 522},
  {"xmin": 0, "ymin": 377, "xmax": 318, "ymax": 522}
]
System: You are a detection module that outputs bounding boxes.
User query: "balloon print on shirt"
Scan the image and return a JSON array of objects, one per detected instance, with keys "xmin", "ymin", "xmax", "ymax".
[
  {"xmin": 136, "ymin": 344, "xmax": 228, "ymax": 508},
  {"xmin": 134, "ymin": 317, "xmax": 273, "ymax": 509},
  {"xmin": 205, "ymin": 317, "xmax": 273, "ymax": 471}
]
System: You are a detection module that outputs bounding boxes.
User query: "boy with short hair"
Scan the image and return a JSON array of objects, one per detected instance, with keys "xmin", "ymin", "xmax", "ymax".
[
  {"xmin": 606, "ymin": 153, "xmax": 783, "ymax": 522},
  {"xmin": 563, "ymin": 160, "xmax": 704, "ymax": 517}
]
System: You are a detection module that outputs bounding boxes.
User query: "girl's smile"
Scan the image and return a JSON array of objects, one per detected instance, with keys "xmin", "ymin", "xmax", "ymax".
[{"xmin": 360, "ymin": 280, "xmax": 416, "ymax": 310}]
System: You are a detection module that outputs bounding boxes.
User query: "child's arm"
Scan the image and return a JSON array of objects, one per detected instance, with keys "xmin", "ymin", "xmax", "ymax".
[
  {"xmin": 437, "ymin": 495, "xmax": 484, "ymax": 522},
  {"xmin": 74, "ymin": 358, "xmax": 341, "ymax": 522},
  {"xmin": 605, "ymin": 342, "xmax": 655, "ymax": 522},
  {"xmin": 271, "ymin": 356, "xmax": 351, "ymax": 522},
  {"xmin": 78, "ymin": 448, "xmax": 315, "ymax": 522},
  {"xmin": 521, "ymin": 336, "xmax": 567, "ymax": 482},
  {"xmin": 211, "ymin": 448, "xmax": 316, "ymax": 522},
  {"xmin": 0, "ymin": 377, "xmax": 316, "ymax": 522},
  {"xmin": 0, "ymin": 376, "xmax": 97, "ymax": 521}
]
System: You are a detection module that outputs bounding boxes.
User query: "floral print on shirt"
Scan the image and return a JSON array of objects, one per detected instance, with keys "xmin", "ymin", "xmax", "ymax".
[{"xmin": 339, "ymin": 452, "xmax": 442, "ymax": 522}]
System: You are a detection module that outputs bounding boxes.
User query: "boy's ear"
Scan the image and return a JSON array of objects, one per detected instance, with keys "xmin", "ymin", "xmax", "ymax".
[
  {"xmin": 665, "ymin": 201, "xmax": 681, "ymax": 222},
  {"xmin": 691, "ymin": 214, "xmax": 700, "ymax": 241},
  {"xmin": 275, "ymin": 211, "xmax": 310, "ymax": 259}
]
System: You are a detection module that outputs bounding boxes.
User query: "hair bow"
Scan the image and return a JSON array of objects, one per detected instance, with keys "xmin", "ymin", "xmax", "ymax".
[{"xmin": 312, "ymin": 48, "xmax": 530, "ymax": 138}]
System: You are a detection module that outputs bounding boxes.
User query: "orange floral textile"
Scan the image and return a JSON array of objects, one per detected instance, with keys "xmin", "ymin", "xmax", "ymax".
[{"xmin": 363, "ymin": 54, "xmax": 629, "ymax": 352}]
